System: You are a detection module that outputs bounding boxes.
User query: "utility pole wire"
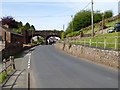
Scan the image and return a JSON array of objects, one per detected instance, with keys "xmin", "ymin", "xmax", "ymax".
[
  {"xmin": 81, "ymin": 2, "xmax": 91, "ymax": 11},
  {"xmin": 13, "ymin": 15, "xmax": 74, "ymax": 18}
]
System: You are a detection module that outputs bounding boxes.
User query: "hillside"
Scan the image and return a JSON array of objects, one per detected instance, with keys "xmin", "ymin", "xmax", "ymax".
[
  {"xmin": 84, "ymin": 15, "xmax": 120, "ymax": 35},
  {"xmin": 64, "ymin": 15, "xmax": 120, "ymax": 50}
]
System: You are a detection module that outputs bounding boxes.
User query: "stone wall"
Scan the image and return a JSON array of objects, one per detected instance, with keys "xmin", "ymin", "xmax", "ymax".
[{"xmin": 54, "ymin": 42, "xmax": 120, "ymax": 68}]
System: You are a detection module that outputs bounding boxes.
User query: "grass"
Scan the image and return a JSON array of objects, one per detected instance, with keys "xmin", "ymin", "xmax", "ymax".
[
  {"xmin": 105, "ymin": 19, "xmax": 119, "ymax": 27},
  {"xmin": 70, "ymin": 32, "xmax": 120, "ymax": 50},
  {"xmin": 0, "ymin": 72, "xmax": 7, "ymax": 83},
  {"xmin": 0, "ymin": 66, "xmax": 14, "ymax": 83}
]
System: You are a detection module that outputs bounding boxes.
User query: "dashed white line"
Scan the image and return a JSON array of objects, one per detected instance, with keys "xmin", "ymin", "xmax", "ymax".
[{"xmin": 28, "ymin": 53, "xmax": 31, "ymax": 69}]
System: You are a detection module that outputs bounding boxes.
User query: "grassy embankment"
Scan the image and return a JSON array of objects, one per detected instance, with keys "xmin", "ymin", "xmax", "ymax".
[{"xmin": 83, "ymin": 19, "xmax": 118, "ymax": 34}]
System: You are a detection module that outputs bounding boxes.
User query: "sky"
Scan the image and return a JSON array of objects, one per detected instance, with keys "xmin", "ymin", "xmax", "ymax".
[{"xmin": 0, "ymin": 0, "xmax": 120, "ymax": 30}]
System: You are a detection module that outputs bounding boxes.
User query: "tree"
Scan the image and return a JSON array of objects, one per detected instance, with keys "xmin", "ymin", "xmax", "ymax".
[
  {"xmin": 104, "ymin": 10, "xmax": 113, "ymax": 19},
  {"xmin": 18, "ymin": 21, "xmax": 23, "ymax": 28},
  {"xmin": 65, "ymin": 21, "xmax": 73, "ymax": 35},
  {"xmin": 65, "ymin": 10, "xmax": 113, "ymax": 38},
  {"xmin": 66, "ymin": 10, "xmax": 91, "ymax": 33},
  {"xmin": 23, "ymin": 22, "xmax": 30, "ymax": 30},
  {"xmin": 1, "ymin": 16, "xmax": 36, "ymax": 34},
  {"xmin": 94, "ymin": 11, "xmax": 102, "ymax": 23},
  {"xmin": 1, "ymin": 16, "xmax": 18, "ymax": 28},
  {"xmin": 73, "ymin": 10, "xmax": 91, "ymax": 31},
  {"xmin": 29, "ymin": 25, "xmax": 35, "ymax": 31}
]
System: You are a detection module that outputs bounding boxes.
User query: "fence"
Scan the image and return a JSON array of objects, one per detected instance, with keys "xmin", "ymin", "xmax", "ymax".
[
  {"xmin": 65, "ymin": 36, "xmax": 120, "ymax": 50},
  {"xmin": 0, "ymin": 56, "xmax": 15, "ymax": 76}
]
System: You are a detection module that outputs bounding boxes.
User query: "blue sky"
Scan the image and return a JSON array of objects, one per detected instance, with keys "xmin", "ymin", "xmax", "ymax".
[{"xmin": 0, "ymin": 0, "xmax": 120, "ymax": 30}]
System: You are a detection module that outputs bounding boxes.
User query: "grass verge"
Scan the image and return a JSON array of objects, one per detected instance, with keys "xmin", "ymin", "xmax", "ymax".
[{"xmin": 0, "ymin": 66, "xmax": 14, "ymax": 83}]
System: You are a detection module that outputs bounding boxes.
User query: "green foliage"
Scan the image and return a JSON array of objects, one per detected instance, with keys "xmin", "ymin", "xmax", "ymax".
[
  {"xmin": 1, "ymin": 16, "xmax": 36, "ymax": 34},
  {"xmin": 14, "ymin": 23, "xmax": 36, "ymax": 34},
  {"xmin": 65, "ymin": 10, "xmax": 113, "ymax": 38},
  {"xmin": 65, "ymin": 10, "xmax": 93, "ymax": 37},
  {"xmin": 18, "ymin": 21, "xmax": 23, "ymax": 28},
  {"xmin": 32, "ymin": 41, "xmax": 38, "ymax": 44},
  {"xmin": 65, "ymin": 21, "xmax": 73, "ymax": 35},
  {"xmin": 0, "ymin": 66, "xmax": 13, "ymax": 83},
  {"xmin": 32, "ymin": 36, "xmax": 44, "ymax": 45},
  {"xmin": 29, "ymin": 25, "xmax": 35, "ymax": 31},
  {"xmin": 61, "ymin": 31, "xmax": 65, "ymax": 40},
  {"xmin": 94, "ymin": 11, "xmax": 102, "ymax": 23},
  {"xmin": 104, "ymin": 10, "xmax": 113, "ymax": 19},
  {"xmin": 13, "ymin": 28, "xmax": 21, "ymax": 34},
  {"xmin": 66, "ymin": 31, "xmax": 80, "ymax": 37},
  {"xmin": 0, "ymin": 72, "xmax": 7, "ymax": 83},
  {"xmin": 73, "ymin": 10, "xmax": 91, "ymax": 31},
  {"xmin": 22, "ymin": 22, "xmax": 30, "ymax": 30}
]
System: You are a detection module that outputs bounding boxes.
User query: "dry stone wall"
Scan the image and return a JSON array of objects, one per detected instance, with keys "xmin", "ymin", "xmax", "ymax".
[{"xmin": 54, "ymin": 42, "xmax": 120, "ymax": 68}]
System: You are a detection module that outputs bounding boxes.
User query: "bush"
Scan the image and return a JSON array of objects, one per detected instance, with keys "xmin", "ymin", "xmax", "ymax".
[
  {"xmin": 66, "ymin": 31, "xmax": 80, "ymax": 37},
  {"xmin": 61, "ymin": 31, "xmax": 65, "ymax": 40}
]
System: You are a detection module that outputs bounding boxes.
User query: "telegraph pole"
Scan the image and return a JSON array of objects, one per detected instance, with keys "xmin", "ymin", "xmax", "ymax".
[
  {"xmin": 102, "ymin": 13, "xmax": 104, "ymax": 34},
  {"xmin": 63, "ymin": 24, "xmax": 65, "ymax": 31},
  {"xmin": 91, "ymin": 0, "xmax": 94, "ymax": 37},
  {"xmin": 31, "ymin": 30, "xmax": 33, "ymax": 44},
  {"xmin": 71, "ymin": 15, "xmax": 73, "ymax": 31}
]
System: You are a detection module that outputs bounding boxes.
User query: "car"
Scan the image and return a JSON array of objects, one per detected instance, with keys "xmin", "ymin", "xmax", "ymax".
[
  {"xmin": 107, "ymin": 29, "xmax": 115, "ymax": 33},
  {"xmin": 114, "ymin": 22, "xmax": 120, "ymax": 32}
]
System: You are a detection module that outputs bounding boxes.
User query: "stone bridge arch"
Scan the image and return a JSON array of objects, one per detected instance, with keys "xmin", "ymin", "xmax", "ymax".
[
  {"xmin": 45, "ymin": 34, "xmax": 61, "ymax": 45},
  {"xmin": 23, "ymin": 30, "xmax": 62, "ymax": 44}
]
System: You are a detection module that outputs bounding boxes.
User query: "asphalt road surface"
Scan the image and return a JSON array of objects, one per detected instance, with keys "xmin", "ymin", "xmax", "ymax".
[{"xmin": 31, "ymin": 45, "xmax": 118, "ymax": 88}]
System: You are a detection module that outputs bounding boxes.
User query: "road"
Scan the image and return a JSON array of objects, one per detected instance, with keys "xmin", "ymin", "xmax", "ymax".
[{"xmin": 30, "ymin": 45, "xmax": 118, "ymax": 88}]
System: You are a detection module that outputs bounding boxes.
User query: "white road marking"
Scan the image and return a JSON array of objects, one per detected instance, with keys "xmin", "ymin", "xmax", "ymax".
[{"xmin": 28, "ymin": 53, "xmax": 31, "ymax": 69}]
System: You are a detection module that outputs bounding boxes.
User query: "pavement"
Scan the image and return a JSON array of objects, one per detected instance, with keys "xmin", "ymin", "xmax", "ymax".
[{"xmin": 1, "ymin": 49, "xmax": 31, "ymax": 89}]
